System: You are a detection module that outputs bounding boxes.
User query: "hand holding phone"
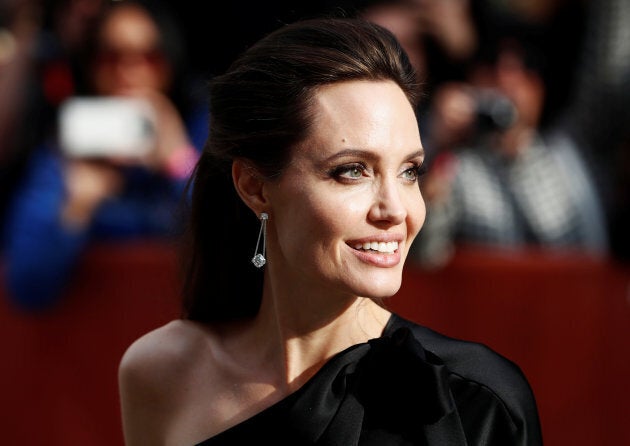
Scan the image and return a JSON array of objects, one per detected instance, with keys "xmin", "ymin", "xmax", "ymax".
[{"xmin": 59, "ymin": 97, "xmax": 156, "ymax": 159}]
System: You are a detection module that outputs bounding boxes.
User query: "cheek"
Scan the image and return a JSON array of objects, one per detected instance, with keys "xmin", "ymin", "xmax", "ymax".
[
  {"xmin": 299, "ymin": 191, "xmax": 367, "ymax": 241},
  {"xmin": 273, "ymin": 184, "xmax": 369, "ymax": 254}
]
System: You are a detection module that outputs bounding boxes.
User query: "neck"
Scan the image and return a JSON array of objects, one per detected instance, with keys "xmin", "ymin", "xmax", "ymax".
[{"xmin": 248, "ymin": 271, "xmax": 391, "ymax": 390}]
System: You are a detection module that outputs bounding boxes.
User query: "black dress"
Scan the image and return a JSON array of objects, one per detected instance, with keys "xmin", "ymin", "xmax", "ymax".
[{"xmin": 196, "ymin": 314, "xmax": 543, "ymax": 445}]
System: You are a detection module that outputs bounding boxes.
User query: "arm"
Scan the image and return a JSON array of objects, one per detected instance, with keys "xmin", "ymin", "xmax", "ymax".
[
  {"xmin": 126, "ymin": 90, "xmax": 202, "ymax": 185},
  {"xmin": 415, "ymin": 0, "xmax": 478, "ymax": 62},
  {"xmin": 4, "ymin": 148, "xmax": 88, "ymax": 310},
  {"xmin": 4, "ymin": 147, "xmax": 123, "ymax": 310},
  {"xmin": 0, "ymin": 0, "xmax": 40, "ymax": 160}
]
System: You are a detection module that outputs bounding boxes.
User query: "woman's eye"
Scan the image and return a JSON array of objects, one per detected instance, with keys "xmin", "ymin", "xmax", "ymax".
[
  {"xmin": 401, "ymin": 164, "xmax": 425, "ymax": 182},
  {"xmin": 402, "ymin": 168, "xmax": 418, "ymax": 181},
  {"xmin": 331, "ymin": 163, "xmax": 366, "ymax": 180}
]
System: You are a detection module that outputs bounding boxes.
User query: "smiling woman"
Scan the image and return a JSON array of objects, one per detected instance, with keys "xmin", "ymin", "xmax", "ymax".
[
  {"xmin": 256, "ymin": 80, "xmax": 425, "ymax": 300},
  {"xmin": 117, "ymin": 17, "xmax": 543, "ymax": 446}
]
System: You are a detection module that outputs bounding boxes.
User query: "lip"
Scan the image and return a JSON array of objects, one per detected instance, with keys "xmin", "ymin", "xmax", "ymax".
[
  {"xmin": 350, "ymin": 246, "xmax": 402, "ymax": 267},
  {"xmin": 346, "ymin": 233, "xmax": 404, "ymax": 245},
  {"xmin": 346, "ymin": 234, "xmax": 405, "ymax": 268}
]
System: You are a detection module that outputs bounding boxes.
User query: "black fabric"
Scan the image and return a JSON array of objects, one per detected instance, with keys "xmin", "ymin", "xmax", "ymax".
[{"xmin": 195, "ymin": 314, "xmax": 543, "ymax": 445}]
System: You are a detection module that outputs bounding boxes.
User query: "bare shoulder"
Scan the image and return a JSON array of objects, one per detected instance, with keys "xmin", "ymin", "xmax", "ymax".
[
  {"xmin": 121, "ymin": 319, "xmax": 202, "ymax": 368},
  {"xmin": 119, "ymin": 318, "xmax": 209, "ymax": 382},
  {"xmin": 118, "ymin": 319, "xmax": 216, "ymax": 445}
]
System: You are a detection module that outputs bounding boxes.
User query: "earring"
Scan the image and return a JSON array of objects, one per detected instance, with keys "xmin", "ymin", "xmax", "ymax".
[{"xmin": 251, "ymin": 212, "xmax": 268, "ymax": 268}]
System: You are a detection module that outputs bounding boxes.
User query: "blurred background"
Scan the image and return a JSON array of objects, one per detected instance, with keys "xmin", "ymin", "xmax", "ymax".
[{"xmin": 0, "ymin": 0, "xmax": 628, "ymax": 445}]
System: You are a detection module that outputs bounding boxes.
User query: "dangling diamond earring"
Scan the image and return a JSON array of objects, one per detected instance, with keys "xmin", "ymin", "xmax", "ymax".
[{"xmin": 251, "ymin": 212, "xmax": 268, "ymax": 268}]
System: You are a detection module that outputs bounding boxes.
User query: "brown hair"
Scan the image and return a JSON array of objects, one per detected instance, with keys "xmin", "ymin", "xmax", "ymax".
[{"xmin": 182, "ymin": 17, "xmax": 420, "ymax": 322}]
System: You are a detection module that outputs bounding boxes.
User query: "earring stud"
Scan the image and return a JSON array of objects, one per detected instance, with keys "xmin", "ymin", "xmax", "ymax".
[{"xmin": 251, "ymin": 212, "xmax": 268, "ymax": 268}]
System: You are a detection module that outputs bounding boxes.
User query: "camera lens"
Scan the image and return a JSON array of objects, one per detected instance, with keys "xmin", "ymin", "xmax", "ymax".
[{"xmin": 474, "ymin": 88, "xmax": 518, "ymax": 134}]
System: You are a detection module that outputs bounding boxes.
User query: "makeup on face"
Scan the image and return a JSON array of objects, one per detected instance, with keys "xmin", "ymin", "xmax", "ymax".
[{"xmin": 265, "ymin": 80, "xmax": 426, "ymax": 300}]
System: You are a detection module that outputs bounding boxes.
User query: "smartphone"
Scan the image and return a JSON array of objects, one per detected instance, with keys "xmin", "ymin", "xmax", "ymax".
[{"xmin": 58, "ymin": 97, "xmax": 156, "ymax": 158}]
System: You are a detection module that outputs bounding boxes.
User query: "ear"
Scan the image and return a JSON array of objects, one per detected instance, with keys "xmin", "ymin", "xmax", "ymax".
[{"xmin": 232, "ymin": 159, "xmax": 268, "ymax": 215}]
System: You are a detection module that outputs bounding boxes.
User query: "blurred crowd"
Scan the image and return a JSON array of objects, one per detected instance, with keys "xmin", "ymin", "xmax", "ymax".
[
  {"xmin": 0, "ymin": 0, "xmax": 628, "ymax": 311},
  {"xmin": 0, "ymin": 0, "xmax": 209, "ymax": 310},
  {"xmin": 354, "ymin": 0, "xmax": 630, "ymax": 268}
]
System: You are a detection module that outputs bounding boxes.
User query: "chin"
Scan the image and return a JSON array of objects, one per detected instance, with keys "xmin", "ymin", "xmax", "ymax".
[{"xmin": 348, "ymin": 272, "xmax": 403, "ymax": 300}]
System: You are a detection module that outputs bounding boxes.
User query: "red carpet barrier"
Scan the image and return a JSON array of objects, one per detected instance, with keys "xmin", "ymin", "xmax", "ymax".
[{"xmin": 0, "ymin": 242, "xmax": 628, "ymax": 445}]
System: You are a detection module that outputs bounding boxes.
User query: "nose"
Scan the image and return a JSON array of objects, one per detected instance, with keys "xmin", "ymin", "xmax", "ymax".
[{"xmin": 368, "ymin": 177, "xmax": 406, "ymax": 226}]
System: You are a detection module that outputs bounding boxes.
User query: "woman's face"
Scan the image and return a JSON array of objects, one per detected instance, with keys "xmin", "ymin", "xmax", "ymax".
[
  {"xmin": 265, "ymin": 80, "xmax": 425, "ymax": 300},
  {"xmin": 92, "ymin": 4, "xmax": 171, "ymax": 95}
]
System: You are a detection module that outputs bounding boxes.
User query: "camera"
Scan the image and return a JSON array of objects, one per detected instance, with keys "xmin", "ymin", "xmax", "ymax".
[
  {"xmin": 472, "ymin": 88, "xmax": 518, "ymax": 135},
  {"xmin": 59, "ymin": 97, "xmax": 156, "ymax": 158}
]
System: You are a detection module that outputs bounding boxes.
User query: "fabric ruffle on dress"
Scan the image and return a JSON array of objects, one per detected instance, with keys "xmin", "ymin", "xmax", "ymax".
[{"xmin": 195, "ymin": 316, "xmax": 541, "ymax": 445}]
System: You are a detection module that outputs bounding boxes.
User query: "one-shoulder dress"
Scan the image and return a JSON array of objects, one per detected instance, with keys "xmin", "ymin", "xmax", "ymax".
[{"xmin": 195, "ymin": 313, "xmax": 543, "ymax": 445}]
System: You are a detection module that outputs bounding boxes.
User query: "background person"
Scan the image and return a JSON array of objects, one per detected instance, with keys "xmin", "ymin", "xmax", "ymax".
[
  {"xmin": 411, "ymin": 24, "xmax": 609, "ymax": 267},
  {"xmin": 0, "ymin": 0, "xmax": 107, "ymax": 242},
  {"xmin": 2, "ymin": 0, "xmax": 208, "ymax": 311}
]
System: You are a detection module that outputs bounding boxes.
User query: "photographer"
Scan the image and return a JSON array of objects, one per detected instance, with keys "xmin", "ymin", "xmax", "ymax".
[
  {"xmin": 412, "ymin": 34, "xmax": 608, "ymax": 267},
  {"xmin": 2, "ymin": 0, "xmax": 208, "ymax": 311}
]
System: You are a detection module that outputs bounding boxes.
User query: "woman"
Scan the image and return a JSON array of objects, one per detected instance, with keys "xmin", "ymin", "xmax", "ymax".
[{"xmin": 119, "ymin": 17, "xmax": 542, "ymax": 445}]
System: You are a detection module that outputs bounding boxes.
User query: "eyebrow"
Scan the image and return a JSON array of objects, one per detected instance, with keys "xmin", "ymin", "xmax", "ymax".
[{"xmin": 321, "ymin": 148, "xmax": 425, "ymax": 164}]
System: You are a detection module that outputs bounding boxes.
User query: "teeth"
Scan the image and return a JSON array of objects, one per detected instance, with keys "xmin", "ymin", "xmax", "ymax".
[{"xmin": 354, "ymin": 241, "xmax": 398, "ymax": 253}]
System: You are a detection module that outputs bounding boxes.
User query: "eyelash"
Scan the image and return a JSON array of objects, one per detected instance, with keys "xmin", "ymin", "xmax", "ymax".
[
  {"xmin": 329, "ymin": 162, "xmax": 426, "ymax": 183},
  {"xmin": 329, "ymin": 163, "xmax": 366, "ymax": 181},
  {"xmin": 405, "ymin": 163, "xmax": 427, "ymax": 182}
]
